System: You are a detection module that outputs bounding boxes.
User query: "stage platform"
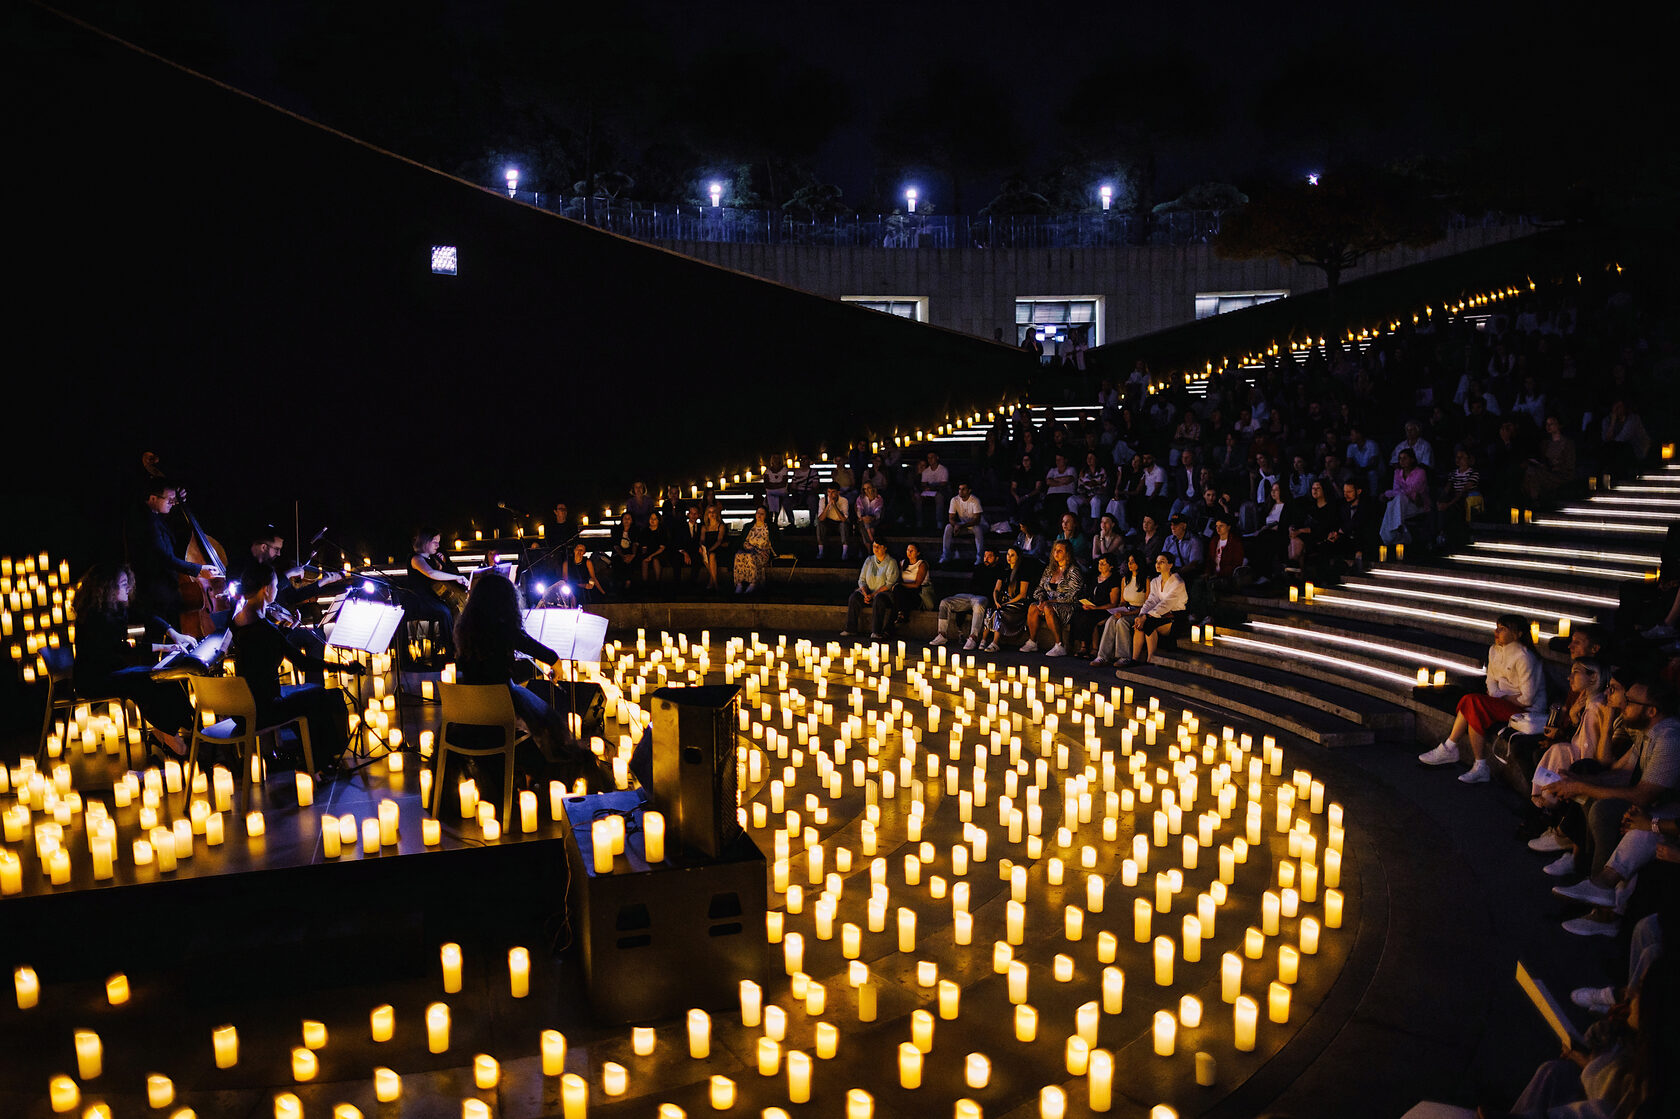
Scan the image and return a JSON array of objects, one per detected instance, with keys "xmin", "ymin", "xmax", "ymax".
[{"xmin": 0, "ymin": 628, "xmax": 1617, "ymax": 1118}]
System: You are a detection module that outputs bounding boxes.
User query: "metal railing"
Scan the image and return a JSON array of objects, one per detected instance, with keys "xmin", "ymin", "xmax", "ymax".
[{"xmin": 500, "ymin": 191, "xmax": 1533, "ymax": 250}]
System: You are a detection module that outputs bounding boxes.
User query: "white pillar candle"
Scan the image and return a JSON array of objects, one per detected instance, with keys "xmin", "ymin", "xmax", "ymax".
[
  {"xmin": 816, "ymin": 1021, "xmax": 839, "ymax": 1059},
  {"xmin": 292, "ymin": 1047, "xmax": 318, "ymax": 1082},
  {"xmin": 939, "ymin": 979, "xmax": 960, "ymax": 1019},
  {"xmin": 1245, "ymin": 926, "xmax": 1265, "ymax": 959},
  {"xmin": 1269, "ymin": 980, "xmax": 1291, "ymax": 1023},
  {"xmin": 757, "ymin": 1036, "xmax": 781, "ymax": 1076},
  {"xmin": 1182, "ymin": 915, "xmax": 1202, "ymax": 962},
  {"xmin": 561, "ymin": 1073, "xmax": 588, "ymax": 1119},
  {"xmin": 322, "ymin": 815, "xmax": 342, "ymax": 858},
  {"xmin": 1153, "ymin": 1010, "xmax": 1176, "ymax": 1056},
  {"xmin": 541, "ymin": 1030, "xmax": 567, "ymax": 1076},
  {"xmin": 146, "ymin": 1074, "xmax": 174, "ymax": 1108},
  {"xmin": 643, "ymin": 810, "xmax": 665, "ymax": 862},
  {"xmin": 300, "ymin": 1019, "xmax": 327, "ymax": 1050},
  {"xmin": 739, "ymin": 979, "xmax": 762, "ymax": 1026},
  {"xmin": 370, "ymin": 1004, "xmax": 394, "ymax": 1042},
  {"xmin": 965, "ymin": 1052, "xmax": 991, "ymax": 1090},
  {"xmin": 1008, "ymin": 959, "xmax": 1028, "ymax": 1004},
  {"xmin": 898, "ymin": 1041, "xmax": 922, "ymax": 1089},
  {"xmin": 846, "ymin": 1088, "xmax": 873, "ymax": 1118},
  {"xmin": 361, "ymin": 817, "xmax": 380, "ymax": 853},
  {"xmin": 910, "ymin": 1007, "xmax": 934, "ymax": 1052},
  {"xmin": 783, "ymin": 931, "xmax": 804, "ymax": 975},
  {"xmin": 74, "ymin": 1029, "xmax": 102, "ymax": 1079},
  {"xmin": 687, "ymin": 1008, "xmax": 711, "ymax": 1058},
  {"xmin": 1234, "ymin": 996, "xmax": 1258, "ymax": 1050},
  {"xmin": 1262, "ymin": 892, "xmax": 1280, "ymax": 936},
  {"xmin": 1301, "ymin": 917, "xmax": 1321, "ymax": 955},
  {"xmin": 1015, "ymin": 1003, "xmax": 1037, "ymax": 1042},
  {"xmin": 374, "ymin": 1067, "xmax": 401, "ymax": 1103},
  {"xmin": 1088, "ymin": 1048, "xmax": 1113, "ymax": 1111},
  {"xmin": 48, "ymin": 1076, "xmax": 79, "ymax": 1113},
  {"xmin": 378, "ymin": 801, "xmax": 399, "ymax": 846},
  {"xmin": 1134, "ymin": 898, "xmax": 1152, "ymax": 943},
  {"xmin": 425, "ymin": 1002, "xmax": 449, "ymax": 1053},
  {"xmin": 897, "ymin": 907, "xmax": 916, "ymax": 952},
  {"xmin": 295, "ymin": 772, "xmax": 313, "ymax": 806},
  {"xmin": 440, "ymin": 943, "xmax": 463, "ymax": 993},
  {"xmin": 509, "ymin": 947, "xmax": 530, "ymax": 998},
  {"xmin": 1222, "ymin": 952, "xmax": 1243, "ymax": 1003},
  {"xmin": 787, "ymin": 1050, "xmax": 812, "ymax": 1102},
  {"xmin": 1065, "ymin": 1036, "xmax": 1089, "ymax": 1076},
  {"xmin": 212, "ymin": 1024, "xmax": 238, "ymax": 1068}
]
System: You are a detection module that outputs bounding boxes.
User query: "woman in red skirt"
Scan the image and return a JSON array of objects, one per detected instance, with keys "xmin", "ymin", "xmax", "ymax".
[{"xmin": 1418, "ymin": 613, "xmax": 1548, "ymax": 784}]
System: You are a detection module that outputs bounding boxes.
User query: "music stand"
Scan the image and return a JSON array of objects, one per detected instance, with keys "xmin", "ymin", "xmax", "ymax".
[
  {"xmin": 326, "ymin": 598, "xmax": 406, "ymax": 764},
  {"xmin": 523, "ymin": 608, "xmax": 608, "ymax": 741}
]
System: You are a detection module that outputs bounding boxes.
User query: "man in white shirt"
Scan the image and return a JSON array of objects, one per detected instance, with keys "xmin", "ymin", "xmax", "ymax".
[
  {"xmin": 941, "ymin": 482, "xmax": 985, "ymax": 564},
  {"xmin": 1138, "ymin": 452, "xmax": 1167, "ymax": 501},
  {"xmin": 1389, "ymin": 421, "xmax": 1434, "ymax": 470},
  {"xmin": 815, "ymin": 485, "xmax": 851, "ymax": 560},
  {"xmin": 916, "ymin": 452, "xmax": 950, "ymax": 529}
]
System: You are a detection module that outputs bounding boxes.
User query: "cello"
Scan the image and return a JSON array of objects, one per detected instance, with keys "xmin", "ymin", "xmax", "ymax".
[{"xmin": 174, "ymin": 486, "xmax": 232, "ymax": 639}]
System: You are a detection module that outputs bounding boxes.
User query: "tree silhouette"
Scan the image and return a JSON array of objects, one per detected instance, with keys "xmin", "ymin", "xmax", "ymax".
[{"xmin": 1216, "ymin": 168, "xmax": 1445, "ymax": 302}]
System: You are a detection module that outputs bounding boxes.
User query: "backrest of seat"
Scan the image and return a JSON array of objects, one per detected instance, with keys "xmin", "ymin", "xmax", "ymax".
[
  {"xmin": 439, "ymin": 683, "xmax": 517, "ymax": 749},
  {"xmin": 190, "ymin": 674, "xmax": 258, "ymax": 722}
]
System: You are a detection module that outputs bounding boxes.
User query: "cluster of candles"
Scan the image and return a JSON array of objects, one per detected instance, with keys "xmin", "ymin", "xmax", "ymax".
[
  {"xmin": 14, "ymin": 626, "xmax": 1347, "ymax": 1116},
  {"xmin": 1, "ymin": 551, "xmax": 73, "ymax": 685}
]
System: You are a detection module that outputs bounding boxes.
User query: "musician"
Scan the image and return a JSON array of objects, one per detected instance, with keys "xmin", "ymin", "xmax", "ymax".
[
  {"xmin": 452, "ymin": 572, "xmax": 612, "ymax": 791},
  {"xmin": 233, "ymin": 528, "xmax": 307, "ymax": 605},
  {"xmin": 128, "ymin": 477, "xmax": 217, "ymax": 641},
  {"xmin": 406, "ymin": 528, "xmax": 465, "ymax": 663},
  {"xmin": 235, "ymin": 526, "xmax": 332, "ymax": 683},
  {"xmin": 71, "ymin": 563, "xmax": 196, "ymax": 759},
  {"xmin": 230, "ymin": 562, "xmax": 359, "ymax": 774}
]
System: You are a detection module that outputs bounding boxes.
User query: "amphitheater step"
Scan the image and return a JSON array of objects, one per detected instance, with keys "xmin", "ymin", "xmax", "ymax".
[
  {"xmin": 1109, "ymin": 662, "xmax": 1376, "ymax": 748},
  {"xmin": 1147, "ymin": 648, "xmax": 1415, "ymax": 736}
]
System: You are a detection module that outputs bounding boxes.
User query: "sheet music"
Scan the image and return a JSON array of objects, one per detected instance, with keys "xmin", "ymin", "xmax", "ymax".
[
  {"xmin": 1516, "ymin": 961, "xmax": 1584, "ymax": 1049},
  {"xmin": 523, "ymin": 609, "xmax": 607, "ymax": 663},
  {"xmin": 327, "ymin": 599, "xmax": 406, "ymax": 654},
  {"xmin": 471, "ymin": 562, "xmax": 517, "ymax": 588}
]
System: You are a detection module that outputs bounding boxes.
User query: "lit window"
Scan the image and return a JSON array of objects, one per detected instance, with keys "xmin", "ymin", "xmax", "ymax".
[
  {"xmin": 1195, "ymin": 290, "xmax": 1286, "ymax": 319},
  {"xmin": 431, "ymin": 245, "xmax": 459, "ymax": 276}
]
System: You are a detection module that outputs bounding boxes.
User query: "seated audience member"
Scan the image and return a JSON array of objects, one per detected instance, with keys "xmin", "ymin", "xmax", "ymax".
[
  {"xmin": 815, "ymin": 484, "xmax": 851, "ymax": 560},
  {"xmin": 941, "ymin": 482, "xmax": 985, "ymax": 564},
  {"xmin": 609, "ymin": 512, "xmax": 638, "ymax": 592},
  {"xmin": 1600, "ymin": 398, "xmax": 1652, "ymax": 473},
  {"xmin": 1325, "ymin": 479, "xmax": 1376, "ymax": 571},
  {"xmin": 555, "ymin": 542, "xmax": 606, "ymax": 604},
  {"xmin": 930, "ymin": 548, "xmax": 1007, "ymax": 649},
  {"xmin": 1013, "ymin": 518, "xmax": 1051, "ymax": 563},
  {"xmin": 981, "ymin": 545, "xmax": 1037, "ymax": 652},
  {"xmin": 1091, "ymin": 550, "xmax": 1152, "ymax": 666},
  {"xmin": 842, "ymin": 539, "xmax": 900, "ymax": 639},
  {"xmin": 1020, "ymin": 540, "xmax": 1086, "ymax": 657},
  {"xmin": 625, "ymin": 481, "xmax": 656, "ymax": 527},
  {"xmin": 1162, "ymin": 515, "xmax": 1205, "ymax": 582},
  {"xmin": 1091, "ymin": 513, "xmax": 1127, "ymax": 565},
  {"xmin": 1419, "ymin": 614, "xmax": 1548, "ymax": 783},
  {"xmin": 1071, "ymin": 553, "xmax": 1122, "ymax": 656},
  {"xmin": 1056, "ymin": 512, "xmax": 1091, "ymax": 570},
  {"xmin": 1543, "ymin": 678, "xmax": 1678, "ymax": 892},
  {"xmin": 1524, "ymin": 414, "xmax": 1578, "ymax": 501},
  {"xmin": 1285, "ymin": 480, "xmax": 1336, "ymax": 573},
  {"xmin": 696, "ymin": 505, "xmax": 729, "ymax": 592},
  {"xmin": 1133, "ymin": 512, "xmax": 1167, "ymax": 566},
  {"xmin": 452, "ymin": 572, "xmax": 612, "ymax": 792},
  {"xmin": 1009, "ymin": 453, "xmax": 1045, "ymax": 527},
  {"xmin": 1246, "ymin": 479, "xmax": 1290, "ymax": 580},
  {"xmin": 788, "ymin": 459, "xmax": 820, "ymax": 526},
  {"xmin": 71, "ymin": 563, "xmax": 196, "ymax": 760},
  {"xmin": 1549, "ymin": 802, "xmax": 1680, "ymax": 938},
  {"xmin": 1199, "ymin": 515, "xmax": 1246, "ymax": 623},
  {"xmin": 1436, "ymin": 447, "xmax": 1483, "ymax": 547},
  {"xmin": 897, "ymin": 543, "xmax": 934, "ymax": 615},
  {"xmin": 1075, "ymin": 451, "xmax": 1110, "ymax": 525},
  {"xmin": 1116, "ymin": 552, "xmax": 1187, "ymax": 669},
  {"xmin": 915, "ymin": 451, "xmax": 951, "ymax": 529},
  {"xmin": 1379, "ymin": 447, "xmax": 1431, "ymax": 545},
  {"xmin": 732, "ymin": 506, "xmax": 775, "ymax": 595},
  {"xmin": 636, "ymin": 510, "xmax": 669, "ymax": 585},
  {"xmin": 1531, "ymin": 660, "xmax": 1614, "ymax": 843},
  {"xmin": 763, "ymin": 456, "xmax": 791, "ymax": 526},
  {"xmin": 1389, "ymin": 420, "xmax": 1435, "ymax": 471}
]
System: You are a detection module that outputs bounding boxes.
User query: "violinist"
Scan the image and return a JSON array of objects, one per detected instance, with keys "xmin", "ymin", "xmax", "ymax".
[
  {"xmin": 230, "ymin": 562, "xmax": 359, "ymax": 774},
  {"xmin": 71, "ymin": 563, "xmax": 197, "ymax": 760},
  {"xmin": 405, "ymin": 528, "xmax": 465, "ymax": 663},
  {"xmin": 234, "ymin": 528, "xmax": 307, "ymax": 608},
  {"xmin": 235, "ymin": 527, "xmax": 331, "ymax": 683},
  {"xmin": 128, "ymin": 477, "xmax": 217, "ymax": 641}
]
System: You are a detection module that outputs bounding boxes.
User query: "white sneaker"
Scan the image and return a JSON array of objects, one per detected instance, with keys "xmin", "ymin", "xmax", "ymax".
[
  {"xmin": 1417, "ymin": 742, "xmax": 1460, "ymax": 766},
  {"xmin": 962, "ymin": 637, "xmax": 978, "ymax": 650},
  {"xmin": 1553, "ymin": 879, "xmax": 1617, "ymax": 908},
  {"xmin": 1563, "ymin": 914, "xmax": 1619, "ymax": 938},
  {"xmin": 1090, "ymin": 656, "xmax": 1111, "ymax": 667},
  {"xmin": 1458, "ymin": 760, "xmax": 1491, "ymax": 784},
  {"xmin": 939, "ymin": 553, "xmax": 951, "ymax": 565},
  {"xmin": 1528, "ymin": 828, "xmax": 1571, "ymax": 853},
  {"xmin": 982, "ymin": 641, "xmax": 999, "ymax": 653},
  {"xmin": 1543, "ymin": 852, "xmax": 1577, "ymax": 877},
  {"xmin": 1045, "ymin": 644, "xmax": 1067, "ymax": 658},
  {"xmin": 928, "ymin": 634, "xmax": 948, "ymax": 646},
  {"xmin": 1019, "ymin": 640, "xmax": 1040, "ymax": 653},
  {"xmin": 1641, "ymin": 623, "xmax": 1675, "ymax": 640},
  {"xmin": 839, "ymin": 630, "xmax": 854, "ymax": 637}
]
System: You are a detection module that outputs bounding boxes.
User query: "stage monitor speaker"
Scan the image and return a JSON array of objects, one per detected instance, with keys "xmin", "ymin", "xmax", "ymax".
[{"xmin": 649, "ymin": 684, "xmax": 741, "ymax": 859}]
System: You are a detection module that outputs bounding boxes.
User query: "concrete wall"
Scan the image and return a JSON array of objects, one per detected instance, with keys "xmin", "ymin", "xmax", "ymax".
[{"xmin": 662, "ymin": 224, "xmax": 1533, "ymax": 344}]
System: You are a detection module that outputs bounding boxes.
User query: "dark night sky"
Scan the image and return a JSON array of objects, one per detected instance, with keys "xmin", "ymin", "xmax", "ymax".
[{"xmin": 42, "ymin": 0, "xmax": 1679, "ymax": 215}]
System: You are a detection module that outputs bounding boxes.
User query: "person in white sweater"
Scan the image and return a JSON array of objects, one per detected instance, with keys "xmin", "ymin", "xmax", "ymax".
[
  {"xmin": 1419, "ymin": 613, "xmax": 1547, "ymax": 783},
  {"xmin": 1116, "ymin": 552, "xmax": 1187, "ymax": 669}
]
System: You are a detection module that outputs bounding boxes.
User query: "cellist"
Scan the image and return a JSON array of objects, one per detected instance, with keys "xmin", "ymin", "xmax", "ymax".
[{"xmin": 127, "ymin": 476, "xmax": 217, "ymax": 642}]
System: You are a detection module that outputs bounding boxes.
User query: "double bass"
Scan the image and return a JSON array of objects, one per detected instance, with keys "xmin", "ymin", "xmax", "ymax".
[{"xmin": 174, "ymin": 486, "xmax": 232, "ymax": 639}]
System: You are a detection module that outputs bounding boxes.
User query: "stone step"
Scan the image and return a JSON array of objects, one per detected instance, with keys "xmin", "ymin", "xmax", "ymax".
[
  {"xmin": 1110, "ymin": 662, "xmax": 1375, "ymax": 748},
  {"xmin": 1360, "ymin": 563, "xmax": 1627, "ymax": 613},
  {"xmin": 1224, "ymin": 600, "xmax": 1491, "ymax": 670},
  {"xmin": 1148, "ymin": 648, "xmax": 1415, "ymax": 735}
]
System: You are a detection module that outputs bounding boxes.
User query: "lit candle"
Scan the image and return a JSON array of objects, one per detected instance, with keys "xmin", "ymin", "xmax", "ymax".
[
  {"xmin": 509, "ymin": 946, "xmax": 530, "ymax": 998},
  {"xmin": 374, "ymin": 1067, "xmax": 400, "ymax": 1103},
  {"xmin": 75, "ymin": 1029, "xmax": 102, "ymax": 1079},
  {"xmin": 1153, "ymin": 1009, "xmax": 1176, "ymax": 1056},
  {"xmin": 740, "ymin": 979, "xmax": 762, "ymax": 1026},
  {"xmin": 1234, "ymin": 995, "xmax": 1259, "ymax": 1050},
  {"xmin": 295, "ymin": 772, "xmax": 313, "ymax": 807},
  {"xmin": 709, "ymin": 1074, "xmax": 735, "ymax": 1110},
  {"xmin": 1222, "ymin": 952, "xmax": 1242, "ymax": 1003},
  {"xmin": 897, "ymin": 906, "xmax": 916, "ymax": 952},
  {"xmin": 14, "ymin": 966, "xmax": 38, "ymax": 1009},
  {"xmin": 911, "ymin": 1008, "xmax": 934, "ymax": 1052},
  {"xmin": 371, "ymin": 1004, "xmax": 394, "ymax": 1042},
  {"xmin": 292, "ymin": 1046, "xmax": 318, "ymax": 1082},
  {"xmin": 1278, "ymin": 945, "xmax": 1299, "ymax": 984},
  {"xmin": 441, "ymin": 943, "xmax": 463, "ymax": 993},
  {"xmin": 1301, "ymin": 917, "xmax": 1321, "ymax": 955},
  {"xmin": 212, "ymin": 1024, "xmax": 238, "ymax": 1068},
  {"xmin": 1015, "ymin": 1003, "xmax": 1037, "ymax": 1041},
  {"xmin": 898, "ymin": 1041, "xmax": 922, "ymax": 1088},
  {"xmin": 301, "ymin": 1019, "xmax": 327, "ymax": 1050},
  {"xmin": 644, "ymin": 810, "xmax": 665, "ymax": 862},
  {"xmin": 784, "ymin": 931, "xmax": 804, "ymax": 975},
  {"xmin": 425, "ymin": 1002, "xmax": 449, "ymax": 1053},
  {"xmin": 846, "ymin": 1088, "xmax": 873, "ymax": 1118},
  {"xmin": 378, "ymin": 800, "xmax": 399, "ymax": 846},
  {"xmin": 48, "ymin": 1075, "xmax": 78, "ymax": 1113},
  {"xmin": 1065, "ymin": 1036, "xmax": 1089, "ymax": 1076},
  {"xmin": 1325, "ymin": 888, "xmax": 1344, "ymax": 928},
  {"xmin": 1154, "ymin": 935, "xmax": 1174, "ymax": 986},
  {"xmin": 939, "ymin": 979, "xmax": 960, "ymax": 1019},
  {"xmin": 816, "ymin": 1021, "xmax": 838, "ymax": 1059},
  {"xmin": 1262, "ymin": 891, "xmax": 1280, "ymax": 935},
  {"xmin": 1135, "ymin": 898, "xmax": 1152, "ymax": 943},
  {"xmin": 561, "ymin": 1073, "xmax": 588, "ymax": 1119},
  {"xmin": 1245, "ymin": 926, "xmax": 1265, "ymax": 959},
  {"xmin": 542, "ymin": 1029, "xmax": 567, "ymax": 1076},
  {"xmin": 1008, "ymin": 959, "xmax": 1029, "ymax": 1004},
  {"xmin": 422, "ymin": 817, "xmax": 441, "ymax": 846},
  {"xmin": 688, "ymin": 1008, "xmax": 710, "ymax": 1058}
]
